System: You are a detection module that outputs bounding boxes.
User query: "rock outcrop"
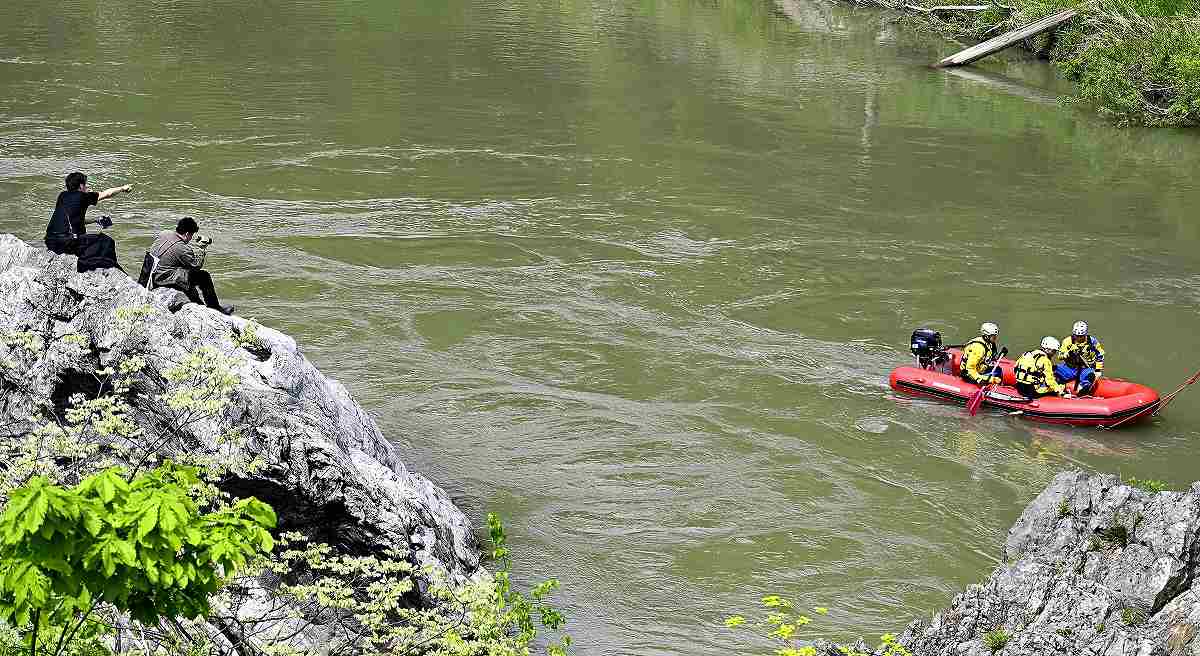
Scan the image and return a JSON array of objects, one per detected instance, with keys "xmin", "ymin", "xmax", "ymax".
[
  {"xmin": 0, "ymin": 234, "xmax": 478, "ymax": 581},
  {"xmin": 894, "ymin": 471, "xmax": 1200, "ymax": 655}
]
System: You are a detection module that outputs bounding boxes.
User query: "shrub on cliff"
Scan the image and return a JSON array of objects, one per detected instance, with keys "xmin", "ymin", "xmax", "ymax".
[{"xmin": 238, "ymin": 513, "xmax": 570, "ymax": 656}]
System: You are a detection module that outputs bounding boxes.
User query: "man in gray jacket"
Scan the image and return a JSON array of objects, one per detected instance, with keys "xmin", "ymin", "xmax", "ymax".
[{"xmin": 148, "ymin": 217, "xmax": 233, "ymax": 315}]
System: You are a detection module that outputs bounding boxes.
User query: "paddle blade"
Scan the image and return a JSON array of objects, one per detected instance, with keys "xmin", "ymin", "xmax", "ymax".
[{"xmin": 967, "ymin": 386, "xmax": 988, "ymax": 416}]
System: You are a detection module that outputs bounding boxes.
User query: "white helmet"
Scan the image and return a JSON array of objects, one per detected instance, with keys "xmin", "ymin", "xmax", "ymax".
[
  {"xmin": 980, "ymin": 322, "xmax": 999, "ymax": 337},
  {"xmin": 1072, "ymin": 321, "xmax": 1088, "ymax": 336},
  {"xmin": 1041, "ymin": 336, "xmax": 1061, "ymax": 352}
]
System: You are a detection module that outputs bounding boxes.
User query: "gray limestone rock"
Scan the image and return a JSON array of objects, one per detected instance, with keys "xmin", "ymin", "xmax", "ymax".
[
  {"xmin": 0, "ymin": 234, "xmax": 478, "ymax": 582},
  {"xmin": 896, "ymin": 470, "xmax": 1200, "ymax": 655}
]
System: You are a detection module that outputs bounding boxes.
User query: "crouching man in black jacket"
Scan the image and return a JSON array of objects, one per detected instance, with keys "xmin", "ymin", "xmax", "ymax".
[
  {"xmin": 44, "ymin": 171, "xmax": 133, "ymax": 272},
  {"xmin": 146, "ymin": 217, "xmax": 234, "ymax": 315}
]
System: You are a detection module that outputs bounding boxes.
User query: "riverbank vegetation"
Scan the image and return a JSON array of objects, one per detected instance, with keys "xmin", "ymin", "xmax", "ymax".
[
  {"xmin": 845, "ymin": 0, "xmax": 1200, "ymax": 126},
  {"xmin": 0, "ymin": 312, "xmax": 570, "ymax": 656}
]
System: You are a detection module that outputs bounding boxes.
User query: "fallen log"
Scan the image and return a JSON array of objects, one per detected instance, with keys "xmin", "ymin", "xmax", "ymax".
[{"xmin": 934, "ymin": 8, "xmax": 1078, "ymax": 67}]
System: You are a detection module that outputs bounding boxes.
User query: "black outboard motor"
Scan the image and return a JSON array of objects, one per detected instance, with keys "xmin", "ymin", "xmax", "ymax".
[{"xmin": 910, "ymin": 328, "xmax": 949, "ymax": 371}]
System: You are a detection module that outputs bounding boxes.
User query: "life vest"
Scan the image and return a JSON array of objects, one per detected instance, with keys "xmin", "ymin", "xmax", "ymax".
[
  {"xmin": 959, "ymin": 336, "xmax": 996, "ymax": 382},
  {"xmin": 1015, "ymin": 349, "xmax": 1053, "ymax": 389},
  {"xmin": 1060, "ymin": 335, "xmax": 1104, "ymax": 370}
]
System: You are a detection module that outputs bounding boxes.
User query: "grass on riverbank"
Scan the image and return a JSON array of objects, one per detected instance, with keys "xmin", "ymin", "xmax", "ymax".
[{"xmin": 847, "ymin": 0, "xmax": 1200, "ymax": 126}]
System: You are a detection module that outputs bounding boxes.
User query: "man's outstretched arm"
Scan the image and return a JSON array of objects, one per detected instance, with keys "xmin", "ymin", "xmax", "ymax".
[
  {"xmin": 96, "ymin": 184, "xmax": 133, "ymax": 202},
  {"xmin": 84, "ymin": 184, "xmax": 134, "ymax": 224}
]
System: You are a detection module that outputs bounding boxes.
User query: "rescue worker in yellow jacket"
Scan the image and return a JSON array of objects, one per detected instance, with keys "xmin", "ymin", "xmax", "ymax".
[
  {"xmin": 960, "ymin": 322, "xmax": 1003, "ymax": 386},
  {"xmin": 1056, "ymin": 320, "xmax": 1105, "ymax": 395},
  {"xmin": 1015, "ymin": 337, "xmax": 1074, "ymax": 398}
]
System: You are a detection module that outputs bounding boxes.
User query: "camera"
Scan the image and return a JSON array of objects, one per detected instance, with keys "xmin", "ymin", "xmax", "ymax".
[{"xmin": 195, "ymin": 234, "xmax": 214, "ymax": 247}]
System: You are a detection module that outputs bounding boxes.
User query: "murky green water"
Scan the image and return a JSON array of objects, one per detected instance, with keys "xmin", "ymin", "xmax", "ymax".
[{"xmin": 3, "ymin": 1, "xmax": 1200, "ymax": 653}]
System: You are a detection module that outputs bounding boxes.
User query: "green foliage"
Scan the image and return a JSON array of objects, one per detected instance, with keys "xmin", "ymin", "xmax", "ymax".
[
  {"xmin": 0, "ymin": 322, "xmax": 149, "ymax": 495},
  {"xmin": 232, "ymin": 320, "xmax": 268, "ymax": 355},
  {"xmin": 160, "ymin": 345, "xmax": 240, "ymax": 420},
  {"xmin": 725, "ymin": 595, "xmax": 911, "ymax": 656},
  {"xmin": 0, "ymin": 325, "xmax": 253, "ymax": 500},
  {"xmin": 113, "ymin": 304, "xmax": 157, "ymax": 327},
  {"xmin": 1121, "ymin": 606, "xmax": 1149, "ymax": 626},
  {"xmin": 1055, "ymin": 5, "xmax": 1200, "ymax": 126},
  {"xmin": 1097, "ymin": 524, "xmax": 1129, "ymax": 548},
  {"xmin": 257, "ymin": 514, "xmax": 572, "ymax": 656},
  {"xmin": 854, "ymin": 634, "xmax": 911, "ymax": 656},
  {"xmin": 1128, "ymin": 0, "xmax": 1198, "ymax": 18},
  {"xmin": 155, "ymin": 345, "xmax": 264, "ymax": 480},
  {"xmin": 1, "ymin": 331, "xmax": 45, "ymax": 355},
  {"xmin": 982, "ymin": 628, "xmax": 1010, "ymax": 652},
  {"xmin": 0, "ymin": 623, "xmax": 111, "ymax": 656},
  {"xmin": 1057, "ymin": 499, "xmax": 1070, "ymax": 518},
  {"xmin": 1126, "ymin": 477, "xmax": 1170, "ymax": 493},
  {"xmin": 0, "ymin": 464, "xmax": 275, "ymax": 655},
  {"xmin": 1052, "ymin": 0, "xmax": 1200, "ymax": 125},
  {"xmin": 487, "ymin": 513, "xmax": 570, "ymax": 654}
]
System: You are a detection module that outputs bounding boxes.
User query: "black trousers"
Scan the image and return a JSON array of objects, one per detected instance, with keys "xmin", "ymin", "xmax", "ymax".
[
  {"xmin": 180, "ymin": 269, "xmax": 225, "ymax": 310},
  {"xmin": 46, "ymin": 233, "xmax": 121, "ymax": 273}
]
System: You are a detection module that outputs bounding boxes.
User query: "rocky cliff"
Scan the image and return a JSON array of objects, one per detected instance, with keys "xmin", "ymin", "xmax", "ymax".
[
  {"xmin": 890, "ymin": 470, "xmax": 1200, "ymax": 655},
  {"xmin": 0, "ymin": 233, "xmax": 478, "ymax": 580}
]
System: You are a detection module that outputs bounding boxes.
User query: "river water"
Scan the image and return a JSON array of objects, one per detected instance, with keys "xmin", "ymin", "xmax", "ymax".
[{"xmin": 3, "ymin": 0, "xmax": 1200, "ymax": 653}]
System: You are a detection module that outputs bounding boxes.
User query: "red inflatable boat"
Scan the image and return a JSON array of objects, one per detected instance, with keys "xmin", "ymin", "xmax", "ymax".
[{"xmin": 890, "ymin": 347, "xmax": 1160, "ymax": 429}]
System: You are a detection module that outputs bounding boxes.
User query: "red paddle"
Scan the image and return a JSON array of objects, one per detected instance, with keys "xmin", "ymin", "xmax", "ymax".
[
  {"xmin": 967, "ymin": 347, "xmax": 1007, "ymax": 416},
  {"xmin": 967, "ymin": 383, "xmax": 993, "ymax": 416}
]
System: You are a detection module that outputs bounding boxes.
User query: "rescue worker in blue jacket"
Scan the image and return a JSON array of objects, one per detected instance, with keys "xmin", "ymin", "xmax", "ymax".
[
  {"xmin": 1015, "ymin": 337, "xmax": 1073, "ymax": 398},
  {"xmin": 1055, "ymin": 320, "xmax": 1105, "ymax": 395},
  {"xmin": 960, "ymin": 322, "xmax": 1003, "ymax": 386}
]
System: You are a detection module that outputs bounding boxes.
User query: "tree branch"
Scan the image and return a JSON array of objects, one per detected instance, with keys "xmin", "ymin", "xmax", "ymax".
[
  {"xmin": 213, "ymin": 615, "xmax": 259, "ymax": 656},
  {"xmin": 54, "ymin": 598, "xmax": 101, "ymax": 656},
  {"xmin": 29, "ymin": 609, "xmax": 40, "ymax": 656}
]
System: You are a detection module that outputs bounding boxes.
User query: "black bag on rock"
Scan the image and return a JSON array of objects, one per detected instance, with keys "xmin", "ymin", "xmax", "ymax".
[{"xmin": 137, "ymin": 251, "xmax": 157, "ymax": 289}]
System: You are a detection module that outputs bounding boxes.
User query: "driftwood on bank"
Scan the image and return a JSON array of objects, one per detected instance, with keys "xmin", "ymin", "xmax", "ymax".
[{"xmin": 934, "ymin": 7, "xmax": 1078, "ymax": 67}]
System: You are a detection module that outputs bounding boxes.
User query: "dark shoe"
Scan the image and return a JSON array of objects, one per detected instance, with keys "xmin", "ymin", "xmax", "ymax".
[{"xmin": 220, "ymin": 304, "xmax": 235, "ymax": 316}]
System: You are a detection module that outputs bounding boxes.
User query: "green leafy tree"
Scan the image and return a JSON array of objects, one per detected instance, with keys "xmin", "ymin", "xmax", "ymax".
[{"xmin": 0, "ymin": 463, "xmax": 275, "ymax": 656}]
